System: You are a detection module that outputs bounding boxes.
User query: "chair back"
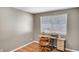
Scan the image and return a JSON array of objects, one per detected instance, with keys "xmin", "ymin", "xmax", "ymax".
[{"xmin": 39, "ymin": 37, "xmax": 50, "ymax": 46}]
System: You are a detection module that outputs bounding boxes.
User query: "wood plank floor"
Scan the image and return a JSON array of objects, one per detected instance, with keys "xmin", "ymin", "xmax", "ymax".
[{"xmin": 15, "ymin": 42, "xmax": 63, "ymax": 52}]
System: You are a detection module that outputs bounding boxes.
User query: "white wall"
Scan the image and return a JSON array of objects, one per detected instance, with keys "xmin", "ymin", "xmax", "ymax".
[
  {"xmin": 0, "ymin": 7, "xmax": 33, "ymax": 52},
  {"xmin": 14, "ymin": 10, "xmax": 33, "ymax": 34}
]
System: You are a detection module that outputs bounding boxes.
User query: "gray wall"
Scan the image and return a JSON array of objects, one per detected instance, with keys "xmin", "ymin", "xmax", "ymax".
[
  {"xmin": 33, "ymin": 8, "xmax": 79, "ymax": 51},
  {"xmin": 0, "ymin": 8, "xmax": 33, "ymax": 52}
]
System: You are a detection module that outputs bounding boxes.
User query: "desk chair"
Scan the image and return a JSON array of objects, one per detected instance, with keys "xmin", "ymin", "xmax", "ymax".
[
  {"xmin": 39, "ymin": 37, "xmax": 51, "ymax": 52},
  {"xmin": 49, "ymin": 34, "xmax": 59, "ymax": 50}
]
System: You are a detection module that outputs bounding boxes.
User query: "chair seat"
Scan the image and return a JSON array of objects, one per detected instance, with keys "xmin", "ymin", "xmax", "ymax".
[{"xmin": 40, "ymin": 41, "xmax": 49, "ymax": 46}]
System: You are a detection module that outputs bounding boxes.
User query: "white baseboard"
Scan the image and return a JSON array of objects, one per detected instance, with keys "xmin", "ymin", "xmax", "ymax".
[
  {"xmin": 10, "ymin": 41, "xmax": 38, "ymax": 52},
  {"xmin": 65, "ymin": 48, "xmax": 79, "ymax": 52}
]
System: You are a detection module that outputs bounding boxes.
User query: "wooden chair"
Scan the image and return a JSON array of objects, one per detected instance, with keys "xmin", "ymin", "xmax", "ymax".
[{"xmin": 39, "ymin": 37, "xmax": 51, "ymax": 52}]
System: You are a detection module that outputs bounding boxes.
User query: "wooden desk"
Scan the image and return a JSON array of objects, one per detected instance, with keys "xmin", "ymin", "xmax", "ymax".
[
  {"xmin": 39, "ymin": 34, "xmax": 65, "ymax": 51},
  {"xmin": 40, "ymin": 35, "xmax": 57, "ymax": 39}
]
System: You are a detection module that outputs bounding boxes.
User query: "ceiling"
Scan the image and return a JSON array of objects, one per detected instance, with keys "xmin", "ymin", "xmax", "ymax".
[{"xmin": 15, "ymin": 7, "xmax": 72, "ymax": 14}]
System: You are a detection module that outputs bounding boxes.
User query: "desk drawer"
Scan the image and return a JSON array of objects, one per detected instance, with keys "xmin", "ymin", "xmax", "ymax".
[{"xmin": 57, "ymin": 39, "xmax": 65, "ymax": 51}]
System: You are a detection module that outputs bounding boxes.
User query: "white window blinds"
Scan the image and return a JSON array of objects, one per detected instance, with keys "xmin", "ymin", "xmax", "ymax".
[{"xmin": 40, "ymin": 14, "xmax": 67, "ymax": 35}]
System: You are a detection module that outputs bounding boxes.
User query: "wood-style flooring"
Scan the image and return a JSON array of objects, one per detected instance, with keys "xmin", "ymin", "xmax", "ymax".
[{"xmin": 15, "ymin": 42, "xmax": 63, "ymax": 52}]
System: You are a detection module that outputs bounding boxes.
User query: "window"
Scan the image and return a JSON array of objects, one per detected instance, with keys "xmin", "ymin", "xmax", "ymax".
[{"xmin": 40, "ymin": 14, "xmax": 67, "ymax": 35}]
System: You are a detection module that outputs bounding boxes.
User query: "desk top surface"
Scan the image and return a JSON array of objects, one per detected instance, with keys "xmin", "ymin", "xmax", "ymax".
[{"xmin": 40, "ymin": 35, "xmax": 65, "ymax": 40}]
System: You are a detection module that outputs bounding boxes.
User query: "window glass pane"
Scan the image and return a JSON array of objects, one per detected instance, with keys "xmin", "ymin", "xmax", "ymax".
[{"xmin": 40, "ymin": 14, "xmax": 67, "ymax": 35}]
